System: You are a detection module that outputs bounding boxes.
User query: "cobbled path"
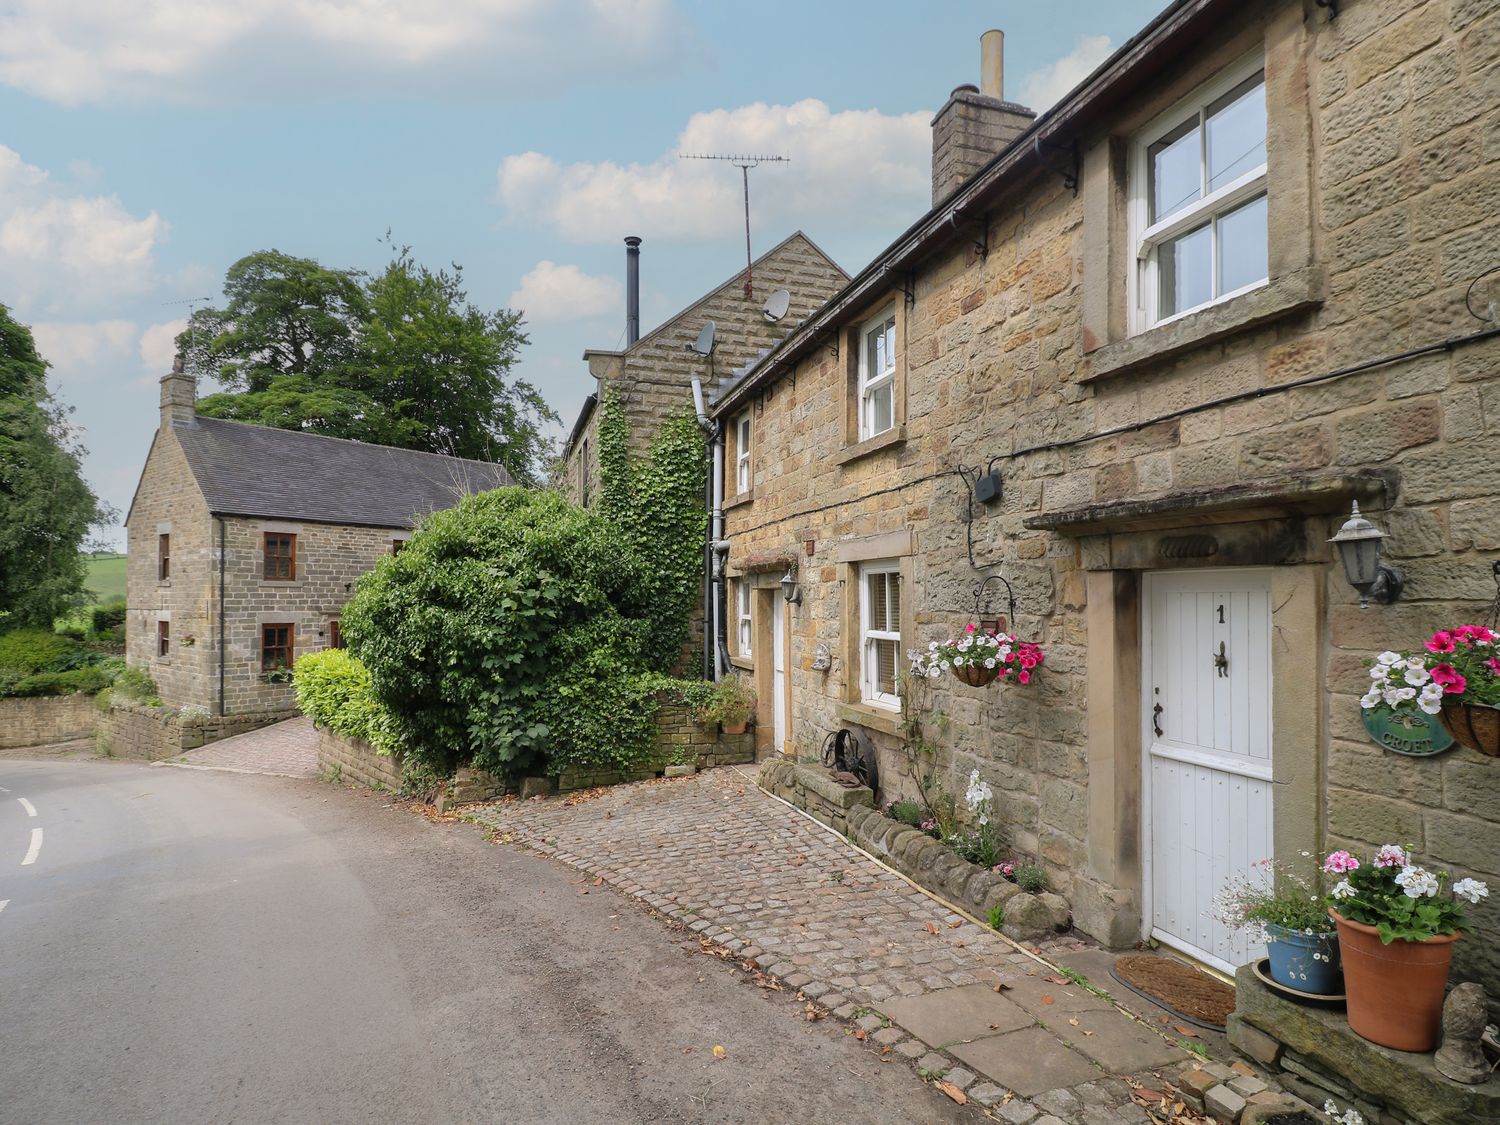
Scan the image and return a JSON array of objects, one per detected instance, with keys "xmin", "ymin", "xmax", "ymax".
[
  {"xmin": 167, "ymin": 717, "xmax": 319, "ymax": 778},
  {"xmin": 467, "ymin": 766, "xmax": 1215, "ymax": 1123}
]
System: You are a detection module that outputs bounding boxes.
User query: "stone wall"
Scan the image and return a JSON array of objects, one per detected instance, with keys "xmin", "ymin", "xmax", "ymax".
[
  {"xmin": 714, "ymin": 0, "xmax": 1500, "ymax": 989},
  {"xmin": 0, "ymin": 695, "xmax": 100, "ymax": 749},
  {"xmin": 98, "ymin": 699, "xmax": 294, "ymax": 760},
  {"xmin": 758, "ymin": 760, "xmax": 1071, "ymax": 940},
  {"xmin": 557, "ymin": 702, "xmax": 756, "ymax": 791},
  {"xmin": 317, "ymin": 726, "xmax": 403, "ymax": 790}
]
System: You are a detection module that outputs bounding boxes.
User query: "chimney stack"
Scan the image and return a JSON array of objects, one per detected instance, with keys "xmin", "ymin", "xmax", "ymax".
[
  {"xmin": 931, "ymin": 30, "xmax": 1035, "ymax": 206},
  {"xmin": 159, "ymin": 352, "xmax": 196, "ymax": 428},
  {"xmin": 625, "ymin": 236, "xmax": 641, "ymax": 347}
]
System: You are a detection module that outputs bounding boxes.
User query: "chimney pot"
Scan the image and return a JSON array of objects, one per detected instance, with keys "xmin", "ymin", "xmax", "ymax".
[
  {"xmin": 625, "ymin": 236, "xmax": 641, "ymax": 347},
  {"xmin": 980, "ymin": 29, "xmax": 1004, "ymax": 99},
  {"xmin": 159, "ymin": 352, "xmax": 196, "ymax": 427}
]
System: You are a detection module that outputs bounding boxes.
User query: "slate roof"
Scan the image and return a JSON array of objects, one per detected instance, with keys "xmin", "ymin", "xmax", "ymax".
[{"xmin": 172, "ymin": 417, "xmax": 513, "ymax": 528}]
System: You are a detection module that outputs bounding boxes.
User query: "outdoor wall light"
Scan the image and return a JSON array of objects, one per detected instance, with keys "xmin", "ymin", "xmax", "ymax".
[
  {"xmin": 1329, "ymin": 501, "xmax": 1404, "ymax": 609},
  {"xmin": 780, "ymin": 568, "xmax": 802, "ymax": 606}
]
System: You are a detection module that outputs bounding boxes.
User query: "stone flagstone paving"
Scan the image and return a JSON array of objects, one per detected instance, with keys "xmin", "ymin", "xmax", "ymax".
[
  {"xmin": 466, "ymin": 766, "xmax": 1218, "ymax": 1122},
  {"xmin": 163, "ymin": 716, "xmax": 319, "ymax": 778}
]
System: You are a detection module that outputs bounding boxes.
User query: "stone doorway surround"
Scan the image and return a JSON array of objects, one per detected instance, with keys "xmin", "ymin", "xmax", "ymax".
[{"xmin": 1024, "ymin": 470, "xmax": 1387, "ymax": 948}]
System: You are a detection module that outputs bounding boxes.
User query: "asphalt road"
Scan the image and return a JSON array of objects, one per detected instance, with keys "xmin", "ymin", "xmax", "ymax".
[{"xmin": 0, "ymin": 754, "xmax": 968, "ymax": 1125}]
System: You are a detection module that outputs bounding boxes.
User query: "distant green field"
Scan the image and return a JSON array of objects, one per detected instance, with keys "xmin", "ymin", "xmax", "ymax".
[{"xmin": 82, "ymin": 553, "xmax": 128, "ymax": 604}]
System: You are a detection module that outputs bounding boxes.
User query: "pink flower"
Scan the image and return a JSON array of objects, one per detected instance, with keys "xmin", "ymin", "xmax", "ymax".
[
  {"xmin": 965, "ymin": 623, "xmax": 976, "ymax": 634},
  {"xmin": 1425, "ymin": 631, "xmax": 1456, "ymax": 653},
  {"xmin": 1374, "ymin": 844, "xmax": 1407, "ymax": 868},
  {"xmin": 1323, "ymin": 850, "xmax": 1360, "ymax": 874},
  {"xmin": 1430, "ymin": 663, "xmax": 1468, "ymax": 695},
  {"xmin": 1020, "ymin": 655, "xmax": 1037, "ymax": 670},
  {"xmin": 1454, "ymin": 625, "xmax": 1495, "ymax": 644},
  {"xmin": 1487, "ymin": 657, "xmax": 1500, "ymax": 675},
  {"xmin": 1017, "ymin": 670, "xmax": 1031, "ymax": 685}
]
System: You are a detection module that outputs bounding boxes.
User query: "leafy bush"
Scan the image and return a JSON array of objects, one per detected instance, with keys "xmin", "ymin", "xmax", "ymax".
[
  {"xmin": 110, "ymin": 665, "xmax": 161, "ymax": 706},
  {"xmin": 292, "ymin": 649, "xmax": 393, "ymax": 753},
  {"xmin": 0, "ymin": 628, "xmax": 79, "ymax": 673},
  {"xmin": 886, "ymin": 798, "xmax": 926, "ymax": 827},
  {"xmin": 950, "ymin": 824, "xmax": 1008, "ymax": 869},
  {"xmin": 342, "ymin": 487, "xmax": 667, "ymax": 778},
  {"xmin": 91, "ymin": 601, "xmax": 127, "ymax": 634},
  {"xmin": 701, "ymin": 675, "xmax": 756, "ymax": 727},
  {"xmin": 6, "ymin": 667, "xmax": 111, "ymax": 696}
]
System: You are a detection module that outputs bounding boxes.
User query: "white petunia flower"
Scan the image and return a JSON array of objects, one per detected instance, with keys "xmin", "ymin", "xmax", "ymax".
[
  {"xmin": 1376, "ymin": 651, "xmax": 1401, "ymax": 665},
  {"xmin": 1331, "ymin": 879, "xmax": 1356, "ymax": 900},
  {"xmin": 1370, "ymin": 665, "xmax": 1389, "ymax": 681},
  {"xmin": 1403, "ymin": 664, "xmax": 1431, "ymax": 686},
  {"xmin": 1360, "ymin": 689, "xmax": 1383, "ymax": 710}
]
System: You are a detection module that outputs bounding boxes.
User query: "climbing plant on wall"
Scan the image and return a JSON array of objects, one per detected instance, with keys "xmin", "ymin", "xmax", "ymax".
[{"xmin": 596, "ymin": 388, "xmax": 707, "ymax": 672}]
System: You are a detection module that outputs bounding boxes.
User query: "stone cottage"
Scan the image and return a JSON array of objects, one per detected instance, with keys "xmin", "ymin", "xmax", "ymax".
[
  {"xmin": 708, "ymin": 0, "xmax": 1500, "ymax": 1003},
  {"xmin": 124, "ymin": 359, "xmax": 511, "ymax": 729}
]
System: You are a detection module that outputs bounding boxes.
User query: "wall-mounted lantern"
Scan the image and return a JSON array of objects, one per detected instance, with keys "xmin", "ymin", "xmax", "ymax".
[
  {"xmin": 780, "ymin": 568, "xmax": 802, "ymax": 606},
  {"xmin": 1329, "ymin": 501, "xmax": 1404, "ymax": 609}
]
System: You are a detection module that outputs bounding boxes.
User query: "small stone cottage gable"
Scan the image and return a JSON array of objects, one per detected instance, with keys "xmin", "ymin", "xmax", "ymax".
[{"xmin": 124, "ymin": 359, "xmax": 510, "ymax": 724}]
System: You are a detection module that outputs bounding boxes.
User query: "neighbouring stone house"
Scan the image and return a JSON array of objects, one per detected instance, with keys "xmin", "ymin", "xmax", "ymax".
[
  {"xmin": 708, "ymin": 0, "xmax": 1500, "ymax": 1002},
  {"xmin": 124, "ymin": 359, "xmax": 510, "ymax": 730}
]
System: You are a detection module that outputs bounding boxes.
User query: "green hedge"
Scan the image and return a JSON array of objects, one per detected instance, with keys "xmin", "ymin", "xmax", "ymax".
[
  {"xmin": 292, "ymin": 649, "xmax": 393, "ymax": 753},
  {"xmin": 0, "ymin": 628, "xmax": 79, "ymax": 674}
]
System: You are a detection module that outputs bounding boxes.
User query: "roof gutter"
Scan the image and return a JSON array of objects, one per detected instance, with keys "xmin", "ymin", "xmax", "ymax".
[{"xmin": 712, "ymin": 0, "xmax": 1221, "ymax": 417}]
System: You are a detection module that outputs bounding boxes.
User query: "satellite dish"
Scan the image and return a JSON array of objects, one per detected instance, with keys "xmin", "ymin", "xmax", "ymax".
[
  {"xmin": 689, "ymin": 320, "xmax": 717, "ymax": 356},
  {"xmin": 762, "ymin": 288, "xmax": 790, "ymax": 322}
]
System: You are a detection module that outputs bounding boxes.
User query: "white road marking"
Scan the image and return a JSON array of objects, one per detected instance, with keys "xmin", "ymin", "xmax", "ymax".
[
  {"xmin": 0, "ymin": 785, "xmax": 8, "ymax": 792},
  {"xmin": 17, "ymin": 797, "xmax": 36, "ymax": 817},
  {"xmin": 22, "ymin": 827, "xmax": 42, "ymax": 866},
  {"xmin": 0, "ymin": 900, "xmax": 8, "ymax": 914}
]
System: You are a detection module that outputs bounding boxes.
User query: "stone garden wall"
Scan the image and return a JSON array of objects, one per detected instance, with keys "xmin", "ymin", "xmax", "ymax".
[
  {"xmin": 556, "ymin": 703, "xmax": 756, "ymax": 791},
  {"xmin": 758, "ymin": 760, "xmax": 1071, "ymax": 940},
  {"xmin": 98, "ymin": 699, "xmax": 294, "ymax": 760},
  {"xmin": 0, "ymin": 694, "xmax": 100, "ymax": 749}
]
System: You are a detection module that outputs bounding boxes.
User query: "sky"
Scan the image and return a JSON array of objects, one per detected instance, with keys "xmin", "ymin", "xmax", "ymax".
[{"xmin": 0, "ymin": 0, "xmax": 1167, "ymax": 547}]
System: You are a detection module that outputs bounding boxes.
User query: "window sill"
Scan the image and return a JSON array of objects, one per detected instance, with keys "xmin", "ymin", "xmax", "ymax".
[
  {"xmin": 837, "ymin": 701, "xmax": 902, "ymax": 738},
  {"xmin": 1083, "ymin": 266, "xmax": 1324, "ymax": 384},
  {"xmin": 729, "ymin": 655, "xmax": 754, "ymax": 671},
  {"xmin": 157, "ymin": 580, "xmax": 171, "ymax": 588},
  {"xmin": 724, "ymin": 488, "xmax": 754, "ymax": 511},
  {"xmin": 836, "ymin": 425, "xmax": 907, "ymax": 467}
]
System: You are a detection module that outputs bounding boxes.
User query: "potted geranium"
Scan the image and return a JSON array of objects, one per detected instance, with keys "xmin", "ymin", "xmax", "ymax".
[
  {"xmin": 912, "ymin": 624, "xmax": 1045, "ymax": 688},
  {"xmin": 1215, "ymin": 859, "xmax": 1341, "ymax": 996},
  {"xmin": 1359, "ymin": 626, "xmax": 1500, "ymax": 756},
  {"xmin": 1324, "ymin": 844, "xmax": 1488, "ymax": 1051},
  {"xmin": 702, "ymin": 675, "xmax": 756, "ymax": 735}
]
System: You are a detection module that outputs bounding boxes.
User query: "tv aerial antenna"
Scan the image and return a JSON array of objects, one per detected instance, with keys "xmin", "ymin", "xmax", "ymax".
[
  {"xmin": 678, "ymin": 152, "xmax": 788, "ymax": 299},
  {"xmin": 163, "ymin": 295, "xmax": 213, "ymax": 359}
]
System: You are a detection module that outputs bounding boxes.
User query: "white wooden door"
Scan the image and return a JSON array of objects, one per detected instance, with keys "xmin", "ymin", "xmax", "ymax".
[
  {"xmin": 1143, "ymin": 569, "xmax": 1274, "ymax": 972},
  {"xmin": 772, "ymin": 598, "xmax": 788, "ymax": 752}
]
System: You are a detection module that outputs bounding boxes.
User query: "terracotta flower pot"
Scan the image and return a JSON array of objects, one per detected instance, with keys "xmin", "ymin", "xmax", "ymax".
[
  {"xmin": 1331, "ymin": 909, "xmax": 1458, "ymax": 1051},
  {"xmin": 721, "ymin": 719, "xmax": 748, "ymax": 735},
  {"xmin": 952, "ymin": 663, "xmax": 999, "ymax": 687},
  {"xmin": 1437, "ymin": 700, "xmax": 1500, "ymax": 757}
]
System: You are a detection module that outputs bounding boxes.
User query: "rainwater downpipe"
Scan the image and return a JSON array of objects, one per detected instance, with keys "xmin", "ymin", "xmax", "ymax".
[
  {"xmin": 216, "ymin": 516, "xmax": 226, "ymax": 717},
  {"xmin": 692, "ymin": 378, "xmax": 729, "ymax": 681}
]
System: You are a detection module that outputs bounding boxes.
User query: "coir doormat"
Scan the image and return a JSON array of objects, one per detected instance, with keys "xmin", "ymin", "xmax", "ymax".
[{"xmin": 1111, "ymin": 954, "xmax": 1236, "ymax": 1030}]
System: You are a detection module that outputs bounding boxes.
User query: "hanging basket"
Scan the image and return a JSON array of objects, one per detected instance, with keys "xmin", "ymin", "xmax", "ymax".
[
  {"xmin": 1437, "ymin": 701, "xmax": 1500, "ymax": 757},
  {"xmin": 952, "ymin": 663, "xmax": 999, "ymax": 687}
]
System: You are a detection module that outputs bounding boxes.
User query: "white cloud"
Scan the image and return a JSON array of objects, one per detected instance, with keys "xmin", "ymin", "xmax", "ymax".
[
  {"xmin": 497, "ymin": 98, "xmax": 930, "ymax": 244},
  {"xmin": 30, "ymin": 320, "xmax": 138, "ymax": 381},
  {"xmin": 0, "ymin": 145, "xmax": 166, "ymax": 317},
  {"xmin": 0, "ymin": 0, "xmax": 690, "ymax": 106},
  {"xmin": 139, "ymin": 319, "xmax": 187, "ymax": 375},
  {"xmin": 509, "ymin": 261, "xmax": 621, "ymax": 322},
  {"xmin": 1018, "ymin": 35, "xmax": 1114, "ymax": 112}
]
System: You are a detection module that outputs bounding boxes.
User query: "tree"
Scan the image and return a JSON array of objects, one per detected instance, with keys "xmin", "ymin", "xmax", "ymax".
[
  {"xmin": 182, "ymin": 247, "xmax": 556, "ymax": 483},
  {"xmin": 0, "ymin": 304, "xmax": 106, "ymax": 628}
]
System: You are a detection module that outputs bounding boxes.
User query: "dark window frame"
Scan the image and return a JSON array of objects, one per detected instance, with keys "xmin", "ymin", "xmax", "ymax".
[
  {"xmin": 263, "ymin": 532, "xmax": 297, "ymax": 580},
  {"xmin": 156, "ymin": 619, "xmax": 170, "ymax": 658},
  {"xmin": 261, "ymin": 623, "xmax": 294, "ymax": 672},
  {"xmin": 158, "ymin": 533, "xmax": 170, "ymax": 581}
]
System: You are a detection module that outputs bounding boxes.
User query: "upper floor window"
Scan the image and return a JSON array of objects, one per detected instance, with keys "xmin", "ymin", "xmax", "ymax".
[
  {"xmin": 157, "ymin": 533, "xmax": 170, "ymax": 581},
  {"xmin": 734, "ymin": 412, "xmax": 752, "ymax": 493},
  {"xmin": 580, "ymin": 437, "xmax": 591, "ymax": 508},
  {"xmin": 859, "ymin": 561, "xmax": 901, "ymax": 709},
  {"xmin": 1132, "ymin": 59, "xmax": 1266, "ymax": 331},
  {"xmin": 858, "ymin": 309, "xmax": 896, "ymax": 440},
  {"xmin": 263, "ymin": 532, "xmax": 296, "ymax": 580},
  {"xmin": 735, "ymin": 580, "xmax": 752, "ymax": 657},
  {"xmin": 391, "ymin": 538, "xmax": 406, "ymax": 556}
]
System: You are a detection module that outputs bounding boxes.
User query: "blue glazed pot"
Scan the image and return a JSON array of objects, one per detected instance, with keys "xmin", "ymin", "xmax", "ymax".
[{"xmin": 1265, "ymin": 923, "xmax": 1343, "ymax": 995}]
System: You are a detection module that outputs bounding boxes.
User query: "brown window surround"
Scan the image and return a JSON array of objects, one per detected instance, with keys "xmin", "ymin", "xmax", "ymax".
[
  {"xmin": 263, "ymin": 532, "xmax": 296, "ymax": 580},
  {"xmin": 842, "ymin": 295, "xmax": 908, "ymax": 455},
  {"xmin": 156, "ymin": 620, "xmax": 169, "ymax": 658},
  {"xmin": 157, "ymin": 533, "xmax": 170, "ymax": 581},
  {"xmin": 261, "ymin": 623, "xmax": 294, "ymax": 672}
]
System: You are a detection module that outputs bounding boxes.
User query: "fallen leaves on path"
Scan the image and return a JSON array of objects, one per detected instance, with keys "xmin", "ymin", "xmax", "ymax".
[
  {"xmin": 1041, "ymin": 994, "xmax": 1054, "ymax": 1005},
  {"xmin": 924, "ymin": 922, "xmax": 940, "ymax": 934},
  {"xmin": 935, "ymin": 1081, "xmax": 966, "ymax": 1105},
  {"xmin": 712, "ymin": 1045, "xmax": 726, "ymax": 1059},
  {"xmin": 1042, "ymin": 974, "xmax": 1070, "ymax": 985},
  {"xmin": 1174, "ymin": 1025, "xmax": 1198, "ymax": 1037}
]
